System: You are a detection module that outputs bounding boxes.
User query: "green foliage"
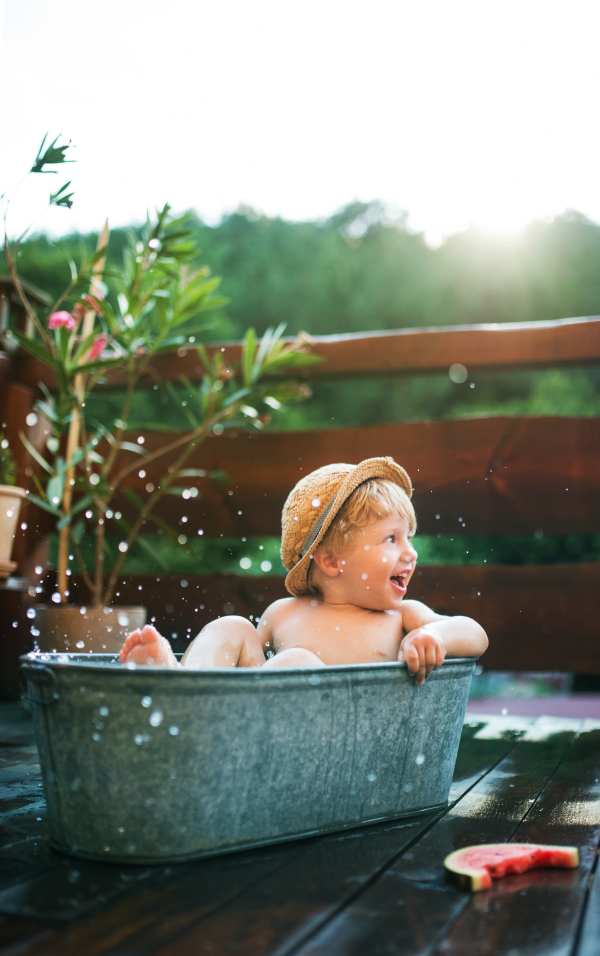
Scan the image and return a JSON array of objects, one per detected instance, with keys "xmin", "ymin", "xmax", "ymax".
[{"xmin": 0, "ymin": 434, "xmax": 17, "ymax": 487}]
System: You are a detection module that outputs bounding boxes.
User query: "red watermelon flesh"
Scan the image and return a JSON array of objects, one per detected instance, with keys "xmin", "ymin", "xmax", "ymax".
[{"xmin": 444, "ymin": 843, "xmax": 579, "ymax": 891}]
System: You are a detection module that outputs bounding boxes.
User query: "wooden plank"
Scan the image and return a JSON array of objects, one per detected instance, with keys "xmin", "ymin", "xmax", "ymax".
[
  {"xmin": 294, "ymin": 722, "xmax": 577, "ymax": 956},
  {"xmin": 14, "ymin": 316, "xmax": 600, "ymax": 390},
  {"xmin": 66, "ymin": 562, "xmax": 600, "ymax": 675},
  {"xmin": 110, "ymin": 416, "xmax": 600, "ymax": 537},
  {"xmin": 437, "ymin": 726, "xmax": 600, "ymax": 956}
]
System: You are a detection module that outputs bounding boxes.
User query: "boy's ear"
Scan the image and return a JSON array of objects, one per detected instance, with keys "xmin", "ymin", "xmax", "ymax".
[{"xmin": 313, "ymin": 547, "xmax": 343, "ymax": 578}]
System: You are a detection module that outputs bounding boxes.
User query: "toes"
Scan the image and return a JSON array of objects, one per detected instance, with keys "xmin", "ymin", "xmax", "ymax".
[
  {"xmin": 139, "ymin": 624, "xmax": 163, "ymax": 645},
  {"xmin": 119, "ymin": 629, "xmax": 142, "ymax": 662}
]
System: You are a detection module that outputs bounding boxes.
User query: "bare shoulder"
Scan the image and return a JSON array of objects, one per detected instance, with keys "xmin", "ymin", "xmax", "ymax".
[
  {"xmin": 258, "ymin": 596, "xmax": 304, "ymax": 631},
  {"xmin": 401, "ymin": 599, "xmax": 448, "ymax": 631},
  {"xmin": 257, "ymin": 597, "xmax": 309, "ymax": 650}
]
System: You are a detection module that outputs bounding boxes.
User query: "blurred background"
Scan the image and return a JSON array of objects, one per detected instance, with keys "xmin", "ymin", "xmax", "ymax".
[{"xmin": 2, "ymin": 0, "xmax": 600, "ymax": 710}]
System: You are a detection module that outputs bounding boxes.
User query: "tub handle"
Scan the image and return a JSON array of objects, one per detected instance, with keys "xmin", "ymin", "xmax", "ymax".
[{"xmin": 19, "ymin": 664, "xmax": 60, "ymax": 706}]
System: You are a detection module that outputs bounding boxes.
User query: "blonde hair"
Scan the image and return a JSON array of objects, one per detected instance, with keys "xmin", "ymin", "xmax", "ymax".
[{"xmin": 318, "ymin": 478, "xmax": 416, "ymax": 557}]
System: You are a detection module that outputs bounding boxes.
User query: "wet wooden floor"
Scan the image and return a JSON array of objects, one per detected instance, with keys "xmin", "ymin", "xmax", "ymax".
[{"xmin": 1, "ymin": 702, "xmax": 599, "ymax": 955}]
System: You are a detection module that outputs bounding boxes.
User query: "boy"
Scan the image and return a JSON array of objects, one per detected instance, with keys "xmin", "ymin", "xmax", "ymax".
[{"xmin": 120, "ymin": 457, "xmax": 488, "ymax": 684}]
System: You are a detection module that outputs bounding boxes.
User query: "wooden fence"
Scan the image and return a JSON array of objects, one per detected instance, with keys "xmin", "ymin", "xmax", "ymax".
[{"xmin": 1, "ymin": 310, "xmax": 600, "ymax": 696}]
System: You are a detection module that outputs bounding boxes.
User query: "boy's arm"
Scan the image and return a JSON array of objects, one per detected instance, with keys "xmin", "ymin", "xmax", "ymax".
[
  {"xmin": 400, "ymin": 599, "xmax": 488, "ymax": 685},
  {"xmin": 256, "ymin": 598, "xmax": 294, "ymax": 654}
]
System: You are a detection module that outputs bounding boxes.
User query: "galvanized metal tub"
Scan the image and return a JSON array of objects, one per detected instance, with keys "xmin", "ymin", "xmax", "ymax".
[{"xmin": 20, "ymin": 653, "xmax": 476, "ymax": 864}]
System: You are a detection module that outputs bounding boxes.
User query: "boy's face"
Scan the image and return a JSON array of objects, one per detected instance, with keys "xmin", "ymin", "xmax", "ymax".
[{"xmin": 334, "ymin": 509, "xmax": 418, "ymax": 611}]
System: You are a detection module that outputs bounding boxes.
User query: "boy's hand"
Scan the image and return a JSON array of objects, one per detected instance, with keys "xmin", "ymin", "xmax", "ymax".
[{"xmin": 399, "ymin": 627, "xmax": 446, "ymax": 685}]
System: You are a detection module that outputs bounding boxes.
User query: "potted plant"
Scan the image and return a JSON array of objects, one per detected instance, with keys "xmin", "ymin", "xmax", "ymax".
[
  {"xmin": 3, "ymin": 135, "xmax": 319, "ymax": 651},
  {"xmin": 0, "ymin": 433, "xmax": 26, "ymax": 579}
]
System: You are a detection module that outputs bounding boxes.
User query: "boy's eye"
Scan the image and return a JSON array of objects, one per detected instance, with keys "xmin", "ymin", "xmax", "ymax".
[{"xmin": 386, "ymin": 535, "xmax": 394, "ymax": 543}]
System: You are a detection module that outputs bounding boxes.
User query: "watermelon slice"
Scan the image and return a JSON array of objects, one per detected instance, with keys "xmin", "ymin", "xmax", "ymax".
[{"xmin": 444, "ymin": 843, "xmax": 579, "ymax": 891}]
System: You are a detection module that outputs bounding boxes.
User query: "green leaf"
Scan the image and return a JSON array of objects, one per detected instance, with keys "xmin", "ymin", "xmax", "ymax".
[
  {"xmin": 242, "ymin": 327, "xmax": 257, "ymax": 386},
  {"xmin": 118, "ymin": 442, "xmax": 147, "ymax": 455},
  {"xmin": 50, "ymin": 181, "xmax": 74, "ymax": 209},
  {"xmin": 31, "ymin": 133, "xmax": 74, "ymax": 174},
  {"xmin": 10, "ymin": 330, "xmax": 56, "ymax": 367},
  {"xmin": 47, "ymin": 473, "xmax": 65, "ymax": 508},
  {"xmin": 27, "ymin": 493, "xmax": 61, "ymax": 517},
  {"xmin": 19, "ymin": 431, "xmax": 54, "ymax": 474}
]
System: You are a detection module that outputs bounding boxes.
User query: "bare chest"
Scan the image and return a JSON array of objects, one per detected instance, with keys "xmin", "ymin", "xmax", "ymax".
[{"xmin": 272, "ymin": 609, "xmax": 404, "ymax": 665}]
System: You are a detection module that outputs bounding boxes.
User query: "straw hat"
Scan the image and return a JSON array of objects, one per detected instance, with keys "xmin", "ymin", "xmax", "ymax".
[{"xmin": 281, "ymin": 457, "xmax": 412, "ymax": 596}]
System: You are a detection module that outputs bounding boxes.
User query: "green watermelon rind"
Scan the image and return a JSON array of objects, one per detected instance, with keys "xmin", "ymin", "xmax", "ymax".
[{"xmin": 444, "ymin": 843, "xmax": 580, "ymax": 892}]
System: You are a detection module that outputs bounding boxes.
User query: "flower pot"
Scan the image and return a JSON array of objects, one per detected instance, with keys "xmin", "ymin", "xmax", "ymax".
[
  {"xmin": 0, "ymin": 485, "xmax": 26, "ymax": 578},
  {"xmin": 32, "ymin": 605, "xmax": 146, "ymax": 654}
]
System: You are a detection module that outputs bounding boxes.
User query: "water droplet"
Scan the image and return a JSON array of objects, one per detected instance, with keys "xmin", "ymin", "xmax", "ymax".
[
  {"xmin": 117, "ymin": 826, "xmax": 125, "ymax": 834},
  {"xmin": 26, "ymin": 412, "xmax": 38, "ymax": 426},
  {"xmin": 149, "ymin": 710, "xmax": 163, "ymax": 727},
  {"xmin": 134, "ymin": 734, "xmax": 145, "ymax": 745},
  {"xmin": 99, "ymin": 706, "xmax": 110, "ymax": 717},
  {"xmin": 118, "ymin": 613, "xmax": 130, "ymax": 627},
  {"xmin": 138, "ymin": 469, "xmax": 146, "ymax": 478},
  {"xmin": 141, "ymin": 696, "xmax": 152, "ymax": 707},
  {"xmin": 118, "ymin": 542, "xmax": 128, "ymax": 553},
  {"xmin": 168, "ymin": 726, "xmax": 180, "ymax": 736},
  {"xmin": 180, "ymin": 579, "xmax": 188, "ymax": 588},
  {"xmin": 335, "ymin": 626, "xmax": 340, "ymax": 631},
  {"xmin": 76, "ymin": 640, "xmax": 85, "ymax": 649},
  {"xmin": 260, "ymin": 560, "xmax": 272, "ymax": 572},
  {"xmin": 89, "ymin": 473, "xmax": 100, "ymax": 486},
  {"xmin": 310, "ymin": 599, "xmax": 318, "ymax": 607},
  {"xmin": 92, "ymin": 732, "xmax": 101, "ymax": 742},
  {"xmin": 51, "ymin": 592, "xmax": 61, "ymax": 604},
  {"xmin": 449, "ymin": 363, "xmax": 468, "ymax": 383},
  {"xmin": 308, "ymin": 674, "xmax": 321, "ymax": 685},
  {"xmin": 85, "ymin": 510, "xmax": 93, "ymax": 519},
  {"xmin": 35, "ymin": 565, "xmax": 43, "ymax": 575},
  {"xmin": 501, "ymin": 707, "xmax": 508, "ymax": 715},
  {"xmin": 361, "ymin": 573, "xmax": 368, "ymax": 580},
  {"xmin": 67, "ymin": 870, "xmax": 81, "ymax": 884},
  {"xmin": 30, "ymin": 627, "xmax": 40, "ymax": 637},
  {"xmin": 21, "ymin": 521, "xmax": 27, "ymax": 530},
  {"xmin": 415, "ymin": 753, "xmax": 426, "ymax": 765},
  {"xmin": 403, "ymin": 782, "xmax": 413, "ymax": 792},
  {"xmin": 367, "ymin": 772, "xmax": 377, "ymax": 782},
  {"xmin": 177, "ymin": 534, "xmax": 187, "ymax": 545},
  {"xmin": 239, "ymin": 557, "xmax": 252, "ymax": 570},
  {"xmin": 27, "ymin": 608, "xmax": 36, "ymax": 619},
  {"xmin": 364, "ymin": 544, "xmax": 370, "ymax": 551},
  {"xmin": 311, "ymin": 497, "xmax": 321, "ymax": 508}
]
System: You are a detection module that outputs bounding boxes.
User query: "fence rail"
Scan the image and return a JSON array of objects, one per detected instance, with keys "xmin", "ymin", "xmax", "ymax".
[
  {"xmin": 13, "ymin": 314, "xmax": 600, "ymax": 390},
  {"xmin": 110, "ymin": 415, "xmax": 600, "ymax": 537}
]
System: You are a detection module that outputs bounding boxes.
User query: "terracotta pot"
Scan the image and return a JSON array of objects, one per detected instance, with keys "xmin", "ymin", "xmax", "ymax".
[
  {"xmin": 33, "ymin": 605, "xmax": 147, "ymax": 654},
  {"xmin": 0, "ymin": 485, "xmax": 26, "ymax": 578}
]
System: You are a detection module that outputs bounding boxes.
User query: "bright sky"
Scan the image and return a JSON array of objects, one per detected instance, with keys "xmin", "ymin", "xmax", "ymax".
[{"xmin": 2, "ymin": 0, "xmax": 600, "ymax": 244}]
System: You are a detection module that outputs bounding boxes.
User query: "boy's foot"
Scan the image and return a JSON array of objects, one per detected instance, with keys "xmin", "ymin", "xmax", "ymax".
[{"xmin": 119, "ymin": 624, "xmax": 180, "ymax": 667}]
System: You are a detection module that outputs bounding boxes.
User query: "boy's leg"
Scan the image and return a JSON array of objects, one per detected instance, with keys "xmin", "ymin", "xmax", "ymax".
[
  {"xmin": 262, "ymin": 647, "xmax": 325, "ymax": 669},
  {"xmin": 181, "ymin": 616, "xmax": 265, "ymax": 669}
]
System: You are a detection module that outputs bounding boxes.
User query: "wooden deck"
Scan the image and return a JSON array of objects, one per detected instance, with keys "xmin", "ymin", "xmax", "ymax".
[{"xmin": 1, "ymin": 703, "xmax": 599, "ymax": 955}]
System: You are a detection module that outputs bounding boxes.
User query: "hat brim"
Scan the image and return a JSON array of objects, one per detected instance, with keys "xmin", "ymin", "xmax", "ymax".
[{"xmin": 284, "ymin": 457, "xmax": 412, "ymax": 597}]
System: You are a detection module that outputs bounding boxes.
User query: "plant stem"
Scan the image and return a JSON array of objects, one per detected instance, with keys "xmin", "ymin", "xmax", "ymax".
[{"xmin": 68, "ymin": 526, "xmax": 95, "ymax": 596}]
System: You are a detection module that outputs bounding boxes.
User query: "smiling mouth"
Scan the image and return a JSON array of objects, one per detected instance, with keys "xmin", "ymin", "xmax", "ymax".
[{"xmin": 390, "ymin": 573, "xmax": 408, "ymax": 592}]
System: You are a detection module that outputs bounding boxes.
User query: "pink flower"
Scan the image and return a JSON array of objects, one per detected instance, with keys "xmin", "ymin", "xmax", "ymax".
[
  {"xmin": 81, "ymin": 294, "xmax": 105, "ymax": 316},
  {"xmin": 88, "ymin": 333, "xmax": 107, "ymax": 361},
  {"xmin": 49, "ymin": 311, "xmax": 76, "ymax": 331}
]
